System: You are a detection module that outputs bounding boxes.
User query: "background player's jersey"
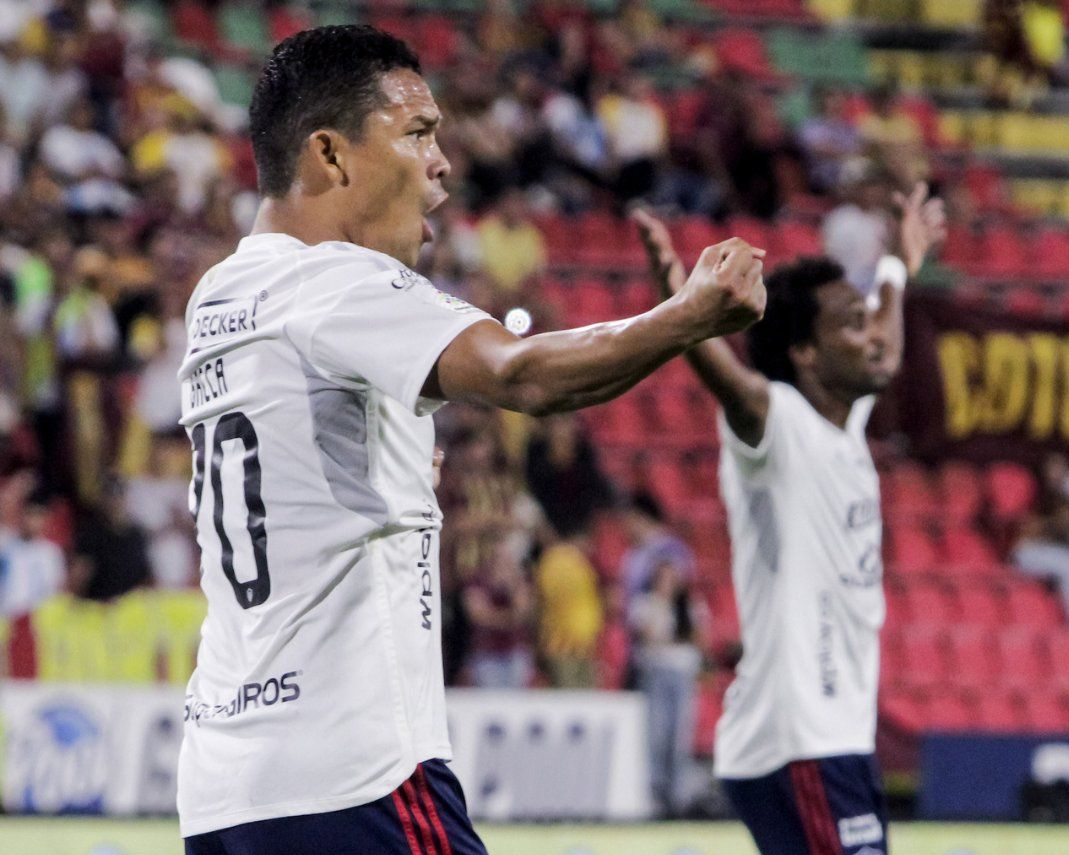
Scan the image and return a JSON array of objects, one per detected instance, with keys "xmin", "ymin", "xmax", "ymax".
[
  {"xmin": 176, "ymin": 233, "xmax": 492, "ymax": 837},
  {"xmin": 714, "ymin": 382, "xmax": 885, "ymax": 779}
]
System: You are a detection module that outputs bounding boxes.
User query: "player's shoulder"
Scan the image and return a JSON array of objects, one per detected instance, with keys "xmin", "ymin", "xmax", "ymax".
[{"xmin": 294, "ymin": 240, "xmax": 409, "ymax": 286}]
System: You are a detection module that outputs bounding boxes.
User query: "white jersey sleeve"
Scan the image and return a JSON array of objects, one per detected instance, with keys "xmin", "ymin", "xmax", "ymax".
[{"xmin": 286, "ymin": 262, "xmax": 492, "ymax": 414}]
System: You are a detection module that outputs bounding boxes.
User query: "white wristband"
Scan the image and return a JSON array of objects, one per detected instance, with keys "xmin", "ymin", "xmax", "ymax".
[{"xmin": 875, "ymin": 255, "xmax": 908, "ymax": 292}]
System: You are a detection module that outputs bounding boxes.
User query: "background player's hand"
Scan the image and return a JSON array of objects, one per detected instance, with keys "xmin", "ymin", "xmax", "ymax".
[
  {"xmin": 632, "ymin": 208, "xmax": 686, "ymax": 299},
  {"xmin": 892, "ymin": 181, "xmax": 947, "ymax": 278},
  {"xmin": 432, "ymin": 446, "xmax": 445, "ymax": 490},
  {"xmin": 682, "ymin": 237, "xmax": 767, "ymax": 337}
]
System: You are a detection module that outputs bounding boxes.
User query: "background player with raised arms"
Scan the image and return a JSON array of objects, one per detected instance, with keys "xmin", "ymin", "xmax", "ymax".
[
  {"xmin": 634, "ymin": 185, "xmax": 945, "ymax": 855},
  {"xmin": 178, "ymin": 24, "xmax": 765, "ymax": 855}
]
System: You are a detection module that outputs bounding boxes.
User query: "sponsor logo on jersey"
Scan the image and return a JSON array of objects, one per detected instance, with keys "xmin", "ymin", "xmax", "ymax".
[
  {"xmin": 185, "ymin": 670, "xmax": 302, "ymax": 726},
  {"xmin": 417, "ymin": 529, "xmax": 434, "ymax": 630},
  {"xmin": 189, "ymin": 295, "xmax": 259, "ymax": 352},
  {"xmin": 391, "ymin": 268, "xmax": 422, "ymax": 291},
  {"xmin": 838, "ymin": 813, "xmax": 884, "ymax": 847},
  {"xmin": 846, "ymin": 497, "xmax": 880, "ymax": 530},
  {"xmin": 429, "ymin": 288, "xmax": 481, "ymax": 314}
]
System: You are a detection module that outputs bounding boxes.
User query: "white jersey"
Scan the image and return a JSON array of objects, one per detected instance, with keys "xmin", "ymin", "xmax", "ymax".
[
  {"xmin": 714, "ymin": 382, "xmax": 885, "ymax": 779},
  {"xmin": 176, "ymin": 233, "xmax": 492, "ymax": 837}
]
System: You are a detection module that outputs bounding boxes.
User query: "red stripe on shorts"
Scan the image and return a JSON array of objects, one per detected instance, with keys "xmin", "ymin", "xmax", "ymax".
[
  {"xmin": 402, "ymin": 779, "xmax": 439, "ymax": 855},
  {"xmin": 789, "ymin": 760, "xmax": 840, "ymax": 855},
  {"xmin": 415, "ymin": 764, "xmax": 454, "ymax": 855},
  {"xmin": 392, "ymin": 789, "xmax": 425, "ymax": 855}
]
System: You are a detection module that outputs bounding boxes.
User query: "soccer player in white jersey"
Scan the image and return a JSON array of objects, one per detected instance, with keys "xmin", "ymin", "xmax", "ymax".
[
  {"xmin": 635, "ymin": 185, "xmax": 945, "ymax": 855},
  {"xmin": 177, "ymin": 25, "xmax": 766, "ymax": 855}
]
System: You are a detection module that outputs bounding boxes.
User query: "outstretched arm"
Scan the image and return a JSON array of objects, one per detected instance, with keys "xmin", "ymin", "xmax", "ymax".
[
  {"xmin": 423, "ymin": 237, "xmax": 766, "ymax": 416},
  {"xmin": 632, "ymin": 209, "xmax": 770, "ymax": 447},
  {"xmin": 871, "ymin": 182, "xmax": 947, "ymax": 379}
]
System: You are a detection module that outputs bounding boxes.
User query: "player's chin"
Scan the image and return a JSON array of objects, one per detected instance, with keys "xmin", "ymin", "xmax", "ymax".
[{"xmin": 863, "ymin": 369, "xmax": 894, "ymax": 394}]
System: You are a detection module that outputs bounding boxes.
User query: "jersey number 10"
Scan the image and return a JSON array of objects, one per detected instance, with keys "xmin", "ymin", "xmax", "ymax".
[{"xmin": 191, "ymin": 412, "xmax": 271, "ymax": 609}]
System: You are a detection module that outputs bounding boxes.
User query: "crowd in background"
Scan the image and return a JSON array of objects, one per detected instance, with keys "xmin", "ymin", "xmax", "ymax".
[{"xmin": 0, "ymin": 0, "xmax": 1066, "ymax": 818}]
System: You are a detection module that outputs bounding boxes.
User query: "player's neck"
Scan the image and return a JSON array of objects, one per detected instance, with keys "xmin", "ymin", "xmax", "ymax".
[
  {"xmin": 250, "ymin": 197, "xmax": 349, "ymax": 246},
  {"xmin": 797, "ymin": 377, "xmax": 853, "ymax": 430}
]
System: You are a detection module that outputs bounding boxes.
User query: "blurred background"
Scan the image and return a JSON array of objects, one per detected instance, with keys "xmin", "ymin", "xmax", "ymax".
[{"xmin": 4, "ymin": 0, "xmax": 1069, "ymax": 852}]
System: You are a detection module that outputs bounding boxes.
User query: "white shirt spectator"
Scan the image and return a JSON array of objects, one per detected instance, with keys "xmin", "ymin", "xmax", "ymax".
[
  {"xmin": 40, "ymin": 124, "xmax": 125, "ymax": 181},
  {"xmin": 822, "ymin": 202, "xmax": 890, "ymax": 294}
]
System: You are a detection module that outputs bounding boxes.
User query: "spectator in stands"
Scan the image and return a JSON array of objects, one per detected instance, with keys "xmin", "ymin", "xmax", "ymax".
[
  {"xmin": 0, "ymin": 480, "xmax": 66, "ymax": 616},
  {"xmin": 630, "ymin": 559, "xmax": 709, "ymax": 817},
  {"xmin": 1013, "ymin": 453, "xmax": 1069, "ymax": 613},
  {"xmin": 620, "ymin": 490, "xmax": 695, "ymax": 600},
  {"xmin": 859, "ymin": 86, "xmax": 929, "ymax": 190},
  {"xmin": 70, "ymin": 474, "xmax": 151, "ymax": 601},
  {"xmin": 475, "ymin": 187, "xmax": 546, "ymax": 295},
  {"xmin": 463, "ymin": 539, "xmax": 535, "ymax": 688},
  {"xmin": 124, "ymin": 434, "xmax": 195, "ymax": 589},
  {"xmin": 39, "ymin": 98, "xmax": 124, "ymax": 184},
  {"xmin": 524, "ymin": 412, "xmax": 613, "ymax": 539},
  {"xmin": 822, "ymin": 157, "xmax": 893, "ymax": 294},
  {"xmin": 798, "ymin": 88, "xmax": 862, "ymax": 194},
  {"xmin": 543, "ymin": 75, "xmax": 612, "ymax": 210},
  {"xmin": 535, "ymin": 524, "xmax": 604, "ymax": 688},
  {"xmin": 597, "ymin": 72, "xmax": 668, "ymax": 206}
]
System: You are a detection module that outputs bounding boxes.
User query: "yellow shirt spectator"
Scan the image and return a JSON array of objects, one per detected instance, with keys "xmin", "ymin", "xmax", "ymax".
[{"xmin": 536, "ymin": 541, "xmax": 603, "ymax": 658}]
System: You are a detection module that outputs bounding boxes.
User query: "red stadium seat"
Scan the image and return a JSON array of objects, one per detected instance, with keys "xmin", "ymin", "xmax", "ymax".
[
  {"xmin": 1045, "ymin": 632, "xmax": 1069, "ymax": 680},
  {"xmin": 999, "ymin": 629, "xmax": 1051, "ymax": 689},
  {"xmin": 942, "ymin": 527, "xmax": 1001, "ymax": 569},
  {"xmin": 936, "ymin": 461, "xmax": 983, "ymax": 525},
  {"xmin": 724, "ymin": 216, "xmax": 774, "ymax": 257},
  {"xmin": 1007, "ymin": 581, "xmax": 1064, "ymax": 627},
  {"xmin": 953, "ymin": 582, "xmax": 1008, "ymax": 627},
  {"xmin": 1027, "ymin": 690, "xmax": 1069, "ymax": 732},
  {"xmin": 670, "ymin": 216, "xmax": 725, "ymax": 266},
  {"xmin": 713, "ymin": 28, "xmax": 777, "ymax": 79},
  {"xmin": 173, "ymin": 0, "xmax": 223, "ymax": 52},
  {"xmin": 896, "ymin": 625, "xmax": 950, "ymax": 689},
  {"xmin": 947, "ymin": 627, "xmax": 1000, "ymax": 688},
  {"xmin": 903, "ymin": 579, "xmax": 957, "ymax": 623},
  {"xmin": 980, "ymin": 225, "xmax": 1030, "ymax": 278},
  {"xmin": 884, "ymin": 462, "xmax": 939, "ymax": 524},
  {"xmin": 889, "ymin": 525, "xmax": 940, "ymax": 574},
  {"xmin": 880, "ymin": 686, "xmax": 927, "ymax": 731},
  {"xmin": 1004, "ymin": 286, "xmax": 1048, "ymax": 317},
  {"xmin": 940, "ymin": 224, "xmax": 977, "ymax": 269},
  {"xmin": 925, "ymin": 686, "xmax": 978, "ymax": 731},
  {"xmin": 777, "ymin": 219, "xmax": 823, "ymax": 260},
  {"xmin": 986, "ymin": 463, "xmax": 1038, "ymax": 524},
  {"xmin": 535, "ymin": 214, "xmax": 578, "ymax": 264},
  {"xmin": 976, "ymin": 687, "xmax": 1030, "ymax": 732},
  {"xmin": 1032, "ymin": 227, "xmax": 1069, "ymax": 279}
]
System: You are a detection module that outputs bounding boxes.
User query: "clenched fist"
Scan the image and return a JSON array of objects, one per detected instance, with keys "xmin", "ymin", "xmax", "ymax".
[
  {"xmin": 632, "ymin": 209, "xmax": 766, "ymax": 340},
  {"xmin": 681, "ymin": 238, "xmax": 767, "ymax": 338}
]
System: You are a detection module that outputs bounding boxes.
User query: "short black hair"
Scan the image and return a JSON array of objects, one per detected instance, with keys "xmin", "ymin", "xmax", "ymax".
[
  {"xmin": 746, "ymin": 256, "xmax": 845, "ymax": 385},
  {"xmin": 249, "ymin": 25, "xmax": 421, "ymax": 197}
]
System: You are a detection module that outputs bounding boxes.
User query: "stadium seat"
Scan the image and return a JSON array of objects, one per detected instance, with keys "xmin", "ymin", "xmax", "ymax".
[
  {"xmin": 897, "ymin": 625, "xmax": 949, "ymax": 689},
  {"xmin": 953, "ymin": 582, "xmax": 1007, "ymax": 627},
  {"xmin": 979, "ymin": 224, "xmax": 1030, "ymax": 278},
  {"xmin": 534, "ymin": 214, "xmax": 578, "ymax": 264},
  {"xmin": 173, "ymin": 0, "xmax": 223, "ymax": 52},
  {"xmin": 903, "ymin": 579, "xmax": 957, "ymax": 623},
  {"xmin": 976, "ymin": 687, "xmax": 1030, "ymax": 732},
  {"xmin": 986, "ymin": 463, "xmax": 1037, "ymax": 524},
  {"xmin": 942, "ymin": 526, "xmax": 1001, "ymax": 569},
  {"xmin": 219, "ymin": 1, "xmax": 270, "ymax": 54},
  {"xmin": 670, "ymin": 216, "xmax": 725, "ymax": 266},
  {"xmin": 1004, "ymin": 287, "xmax": 1048, "ymax": 317},
  {"xmin": 268, "ymin": 4, "xmax": 314, "ymax": 42},
  {"xmin": 1026, "ymin": 689, "xmax": 1069, "ymax": 733},
  {"xmin": 998, "ymin": 629, "xmax": 1050, "ymax": 689},
  {"xmin": 936, "ymin": 461, "xmax": 983, "ymax": 525},
  {"xmin": 1007, "ymin": 581, "xmax": 1064, "ymax": 627},
  {"xmin": 926, "ymin": 686, "xmax": 978, "ymax": 731},
  {"xmin": 889, "ymin": 525, "xmax": 940, "ymax": 574},
  {"xmin": 1045, "ymin": 632, "xmax": 1069, "ymax": 681},
  {"xmin": 880, "ymin": 686, "xmax": 928, "ymax": 731},
  {"xmin": 777, "ymin": 219, "xmax": 823, "ymax": 260},
  {"xmin": 947, "ymin": 627, "xmax": 999, "ymax": 688},
  {"xmin": 713, "ymin": 28, "xmax": 777, "ymax": 79}
]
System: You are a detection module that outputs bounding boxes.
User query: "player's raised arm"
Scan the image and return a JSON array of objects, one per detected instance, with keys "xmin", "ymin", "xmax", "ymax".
[
  {"xmin": 421, "ymin": 237, "xmax": 766, "ymax": 416},
  {"xmin": 870, "ymin": 181, "xmax": 946, "ymax": 378},
  {"xmin": 632, "ymin": 208, "xmax": 771, "ymax": 448}
]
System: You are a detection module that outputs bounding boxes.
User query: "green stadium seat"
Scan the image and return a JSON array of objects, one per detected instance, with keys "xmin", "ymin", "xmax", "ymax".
[
  {"xmin": 127, "ymin": 0, "xmax": 175, "ymax": 45},
  {"xmin": 220, "ymin": 2, "xmax": 271, "ymax": 54},
  {"xmin": 215, "ymin": 63, "xmax": 256, "ymax": 108},
  {"xmin": 315, "ymin": 0, "xmax": 358, "ymax": 27},
  {"xmin": 766, "ymin": 27, "xmax": 868, "ymax": 85}
]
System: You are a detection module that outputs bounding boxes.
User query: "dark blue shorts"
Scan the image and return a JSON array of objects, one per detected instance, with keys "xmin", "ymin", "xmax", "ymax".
[
  {"xmin": 721, "ymin": 754, "xmax": 889, "ymax": 855},
  {"xmin": 184, "ymin": 759, "xmax": 488, "ymax": 855}
]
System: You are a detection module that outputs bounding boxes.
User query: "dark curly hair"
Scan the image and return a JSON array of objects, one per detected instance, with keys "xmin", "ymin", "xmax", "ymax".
[
  {"xmin": 746, "ymin": 256, "xmax": 846, "ymax": 385},
  {"xmin": 249, "ymin": 25, "xmax": 421, "ymax": 198}
]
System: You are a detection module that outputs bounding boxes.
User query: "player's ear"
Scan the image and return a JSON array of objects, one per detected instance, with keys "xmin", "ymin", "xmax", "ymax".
[{"xmin": 306, "ymin": 130, "xmax": 351, "ymax": 189}]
